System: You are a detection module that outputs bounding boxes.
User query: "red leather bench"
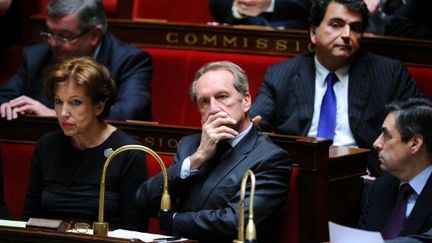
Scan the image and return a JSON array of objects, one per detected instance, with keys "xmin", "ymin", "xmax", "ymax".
[
  {"xmin": 145, "ymin": 47, "xmax": 432, "ymax": 127},
  {"xmin": 132, "ymin": 0, "xmax": 213, "ymax": 23},
  {"xmin": 34, "ymin": 0, "xmax": 120, "ymax": 17},
  {"xmin": 34, "ymin": 0, "xmax": 213, "ymax": 23},
  {"xmin": 408, "ymin": 66, "xmax": 432, "ymax": 97},
  {"xmin": 1, "ymin": 143, "xmax": 33, "ymax": 220},
  {"xmin": 145, "ymin": 154, "xmax": 173, "ymax": 234},
  {"xmin": 145, "ymin": 47, "xmax": 286, "ymax": 127}
]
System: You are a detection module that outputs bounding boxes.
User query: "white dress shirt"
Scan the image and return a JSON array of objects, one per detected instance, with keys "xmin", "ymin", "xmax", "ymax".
[{"xmin": 307, "ymin": 56, "xmax": 357, "ymax": 147}]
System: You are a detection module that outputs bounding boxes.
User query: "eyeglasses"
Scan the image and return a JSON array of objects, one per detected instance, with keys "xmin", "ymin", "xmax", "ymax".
[
  {"xmin": 40, "ymin": 28, "xmax": 91, "ymax": 44},
  {"xmin": 65, "ymin": 222, "xmax": 91, "ymax": 234}
]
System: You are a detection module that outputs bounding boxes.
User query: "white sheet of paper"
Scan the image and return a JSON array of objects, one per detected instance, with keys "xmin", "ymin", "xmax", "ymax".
[
  {"xmin": 109, "ymin": 229, "xmax": 186, "ymax": 242},
  {"xmin": 329, "ymin": 221, "xmax": 385, "ymax": 243},
  {"xmin": 0, "ymin": 219, "xmax": 27, "ymax": 228}
]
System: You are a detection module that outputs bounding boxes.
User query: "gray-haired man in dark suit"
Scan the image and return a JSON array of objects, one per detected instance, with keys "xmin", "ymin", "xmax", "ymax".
[{"xmin": 135, "ymin": 61, "xmax": 292, "ymax": 243}]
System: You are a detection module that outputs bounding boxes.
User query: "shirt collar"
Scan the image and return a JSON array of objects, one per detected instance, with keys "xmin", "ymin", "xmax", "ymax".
[
  {"xmin": 265, "ymin": 0, "xmax": 275, "ymax": 12},
  {"xmin": 314, "ymin": 56, "xmax": 350, "ymax": 86},
  {"xmin": 228, "ymin": 123, "xmax": 253, "ymax": 148},
  {"xmin": 92, "ymin": 42, "xmax": 102, "ymax": 59},
  {"xmin": 406, "ymin": 165, "xmax": 432, "ymax": 195}
]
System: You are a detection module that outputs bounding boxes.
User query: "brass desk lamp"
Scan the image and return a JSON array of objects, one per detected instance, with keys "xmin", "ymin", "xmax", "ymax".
[
  {"xmin": 93, "ymin": 144, "xmax": 171, "ymax": 235},
  {"xmin": 233, "ymin": 169, "xmax": 257, "ymax": 243}
]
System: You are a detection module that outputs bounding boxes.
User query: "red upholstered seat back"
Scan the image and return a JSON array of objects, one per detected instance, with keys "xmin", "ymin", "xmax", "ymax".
[
  {"xmin": 145, "ymin": 46, "xmax": 432, "ymax": 128},
  {"xmin": 133, "ymin": 0, "xmax": 213, "ymax": 23},
  {"xmin": 0, "ymin": 143, "xmax": 34, "ymax": 220},
  {"xmin": 278, "ymin": 164, "xmax": 300, "ymax": 243},
  {"xmin": 145, "ymin": 47, "xmax": 286, "ymax": 127},
  {"xmin": 35, "ymin": 0, "xmax": 119, "ymax": 16},
  {"xmin": 145, "ymin": 154, "xmax": 173, "ymax": 177},
  {"xmin": 145, "ymin": 153, "xmax": 174, "ymax": 234},
  {"xmin": 408, "ymin": 66, "xmax": 432, "ymax": 97}
]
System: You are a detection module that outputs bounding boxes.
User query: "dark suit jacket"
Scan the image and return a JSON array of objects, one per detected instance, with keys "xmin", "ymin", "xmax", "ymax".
[
  {"xmin": 250, "ymin": 52, "xmax": 419, "ymax": 176},
  {"xmin": 360, "ymin": 173, "xmax": 432, "ymax": 237},
  {"xmin": 135, "ymin": 126, "xmax": 292, "ymax": 243},
  {"xmin": 0, "ymin": 32, "xmax": 152, "ymax": 121},
  {"xmin": 209, "ymin": 0, "xmax": 312, "ymax": 29}
]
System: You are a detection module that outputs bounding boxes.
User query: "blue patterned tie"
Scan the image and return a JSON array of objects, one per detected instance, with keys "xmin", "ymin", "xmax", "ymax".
[{"xmin": 317, "ymin": 72, "xmax": 337, "ymax": 139}]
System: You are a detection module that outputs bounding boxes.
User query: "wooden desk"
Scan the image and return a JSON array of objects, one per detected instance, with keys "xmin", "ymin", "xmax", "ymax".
[
  {"xmin": 0, "ymin": 225, "xmax": 138, "ymax": 243},
  {"xmin": 0, "ymin": 117, "xmax": 369, "ymax": 243},
  {"xmin": 0, "ymin": 225, "xmax": 197, "ymax": 243}
]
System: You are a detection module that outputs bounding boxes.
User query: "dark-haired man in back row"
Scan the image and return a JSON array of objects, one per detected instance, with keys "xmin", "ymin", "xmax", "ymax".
[
  {"xmin": 360, "ymin": 97, "xmax": 432, "ymax": 240},
  {"xmin": 250, "ymin": 0, "xmax": 419, "ymax": 177}
]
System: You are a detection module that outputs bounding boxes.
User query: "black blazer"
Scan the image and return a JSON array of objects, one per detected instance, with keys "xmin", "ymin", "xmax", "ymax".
[
  {"xmin": 135, "ymin": 126, "xmax": 292, "ymax": 243},
  {"xmin": 250, "ymin": 52, "xmax": 419, "ymax": 176},
  {"xmin": 360, "ymin": 173, "xmax": 432, "ymax": 237},
  {"xmin": 209, "ymin": 0, "xmax": 312, "ymax": 29},
  {"xmin": 0, "ymin": 32, "xmax": 153, "ymax": 121}
]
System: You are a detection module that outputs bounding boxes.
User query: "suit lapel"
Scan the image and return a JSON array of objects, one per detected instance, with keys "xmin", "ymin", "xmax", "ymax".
[
  {"xmin": 95, "ymin": 33, "xmax": 112, "ymax": 68},
  {"xmin": 294, "ymin": 56, "xmax": 316, "ymax": 136},
  {"xmin": 194, "ymin": 128, "xmax": 259, "ymax": 209},
  {"xmin": 372, "ymin": 176, "xmax": 399, "ymax": 230},
  {"xmin": 402, "ymin": 173, "xmax": 432, "ymax": 235},
  {"xmin": 347, "ymin": 53, "xmax": 371, "ymax": 135}
]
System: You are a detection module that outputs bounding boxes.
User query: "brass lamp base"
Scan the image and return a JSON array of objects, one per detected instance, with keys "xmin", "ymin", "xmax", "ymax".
[{"xmin": 93, "ymin": 222, "xmax": 109, "ymax": 236}]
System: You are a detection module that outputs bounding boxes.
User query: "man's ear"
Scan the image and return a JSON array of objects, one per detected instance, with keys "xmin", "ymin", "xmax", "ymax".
[
  {"xmin": 410, "ymin": 134, "xmax": 424, "ymax": 154},
  {"xmin": 90, "ymin": 25, "xmax": 103, "ymax": 45},
  {"xmin": 310, "ymin": 25, "xmax": 317, "ymax": 44},
  {"xmin": 242, "ymin": 92, "xmax": 251, "ymax": 112}
]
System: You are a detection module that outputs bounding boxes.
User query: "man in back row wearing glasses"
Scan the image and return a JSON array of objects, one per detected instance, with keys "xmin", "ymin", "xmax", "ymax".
[{"xmin": 0, "ymin": 0, "xmax": 152, "ymax": 121}]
